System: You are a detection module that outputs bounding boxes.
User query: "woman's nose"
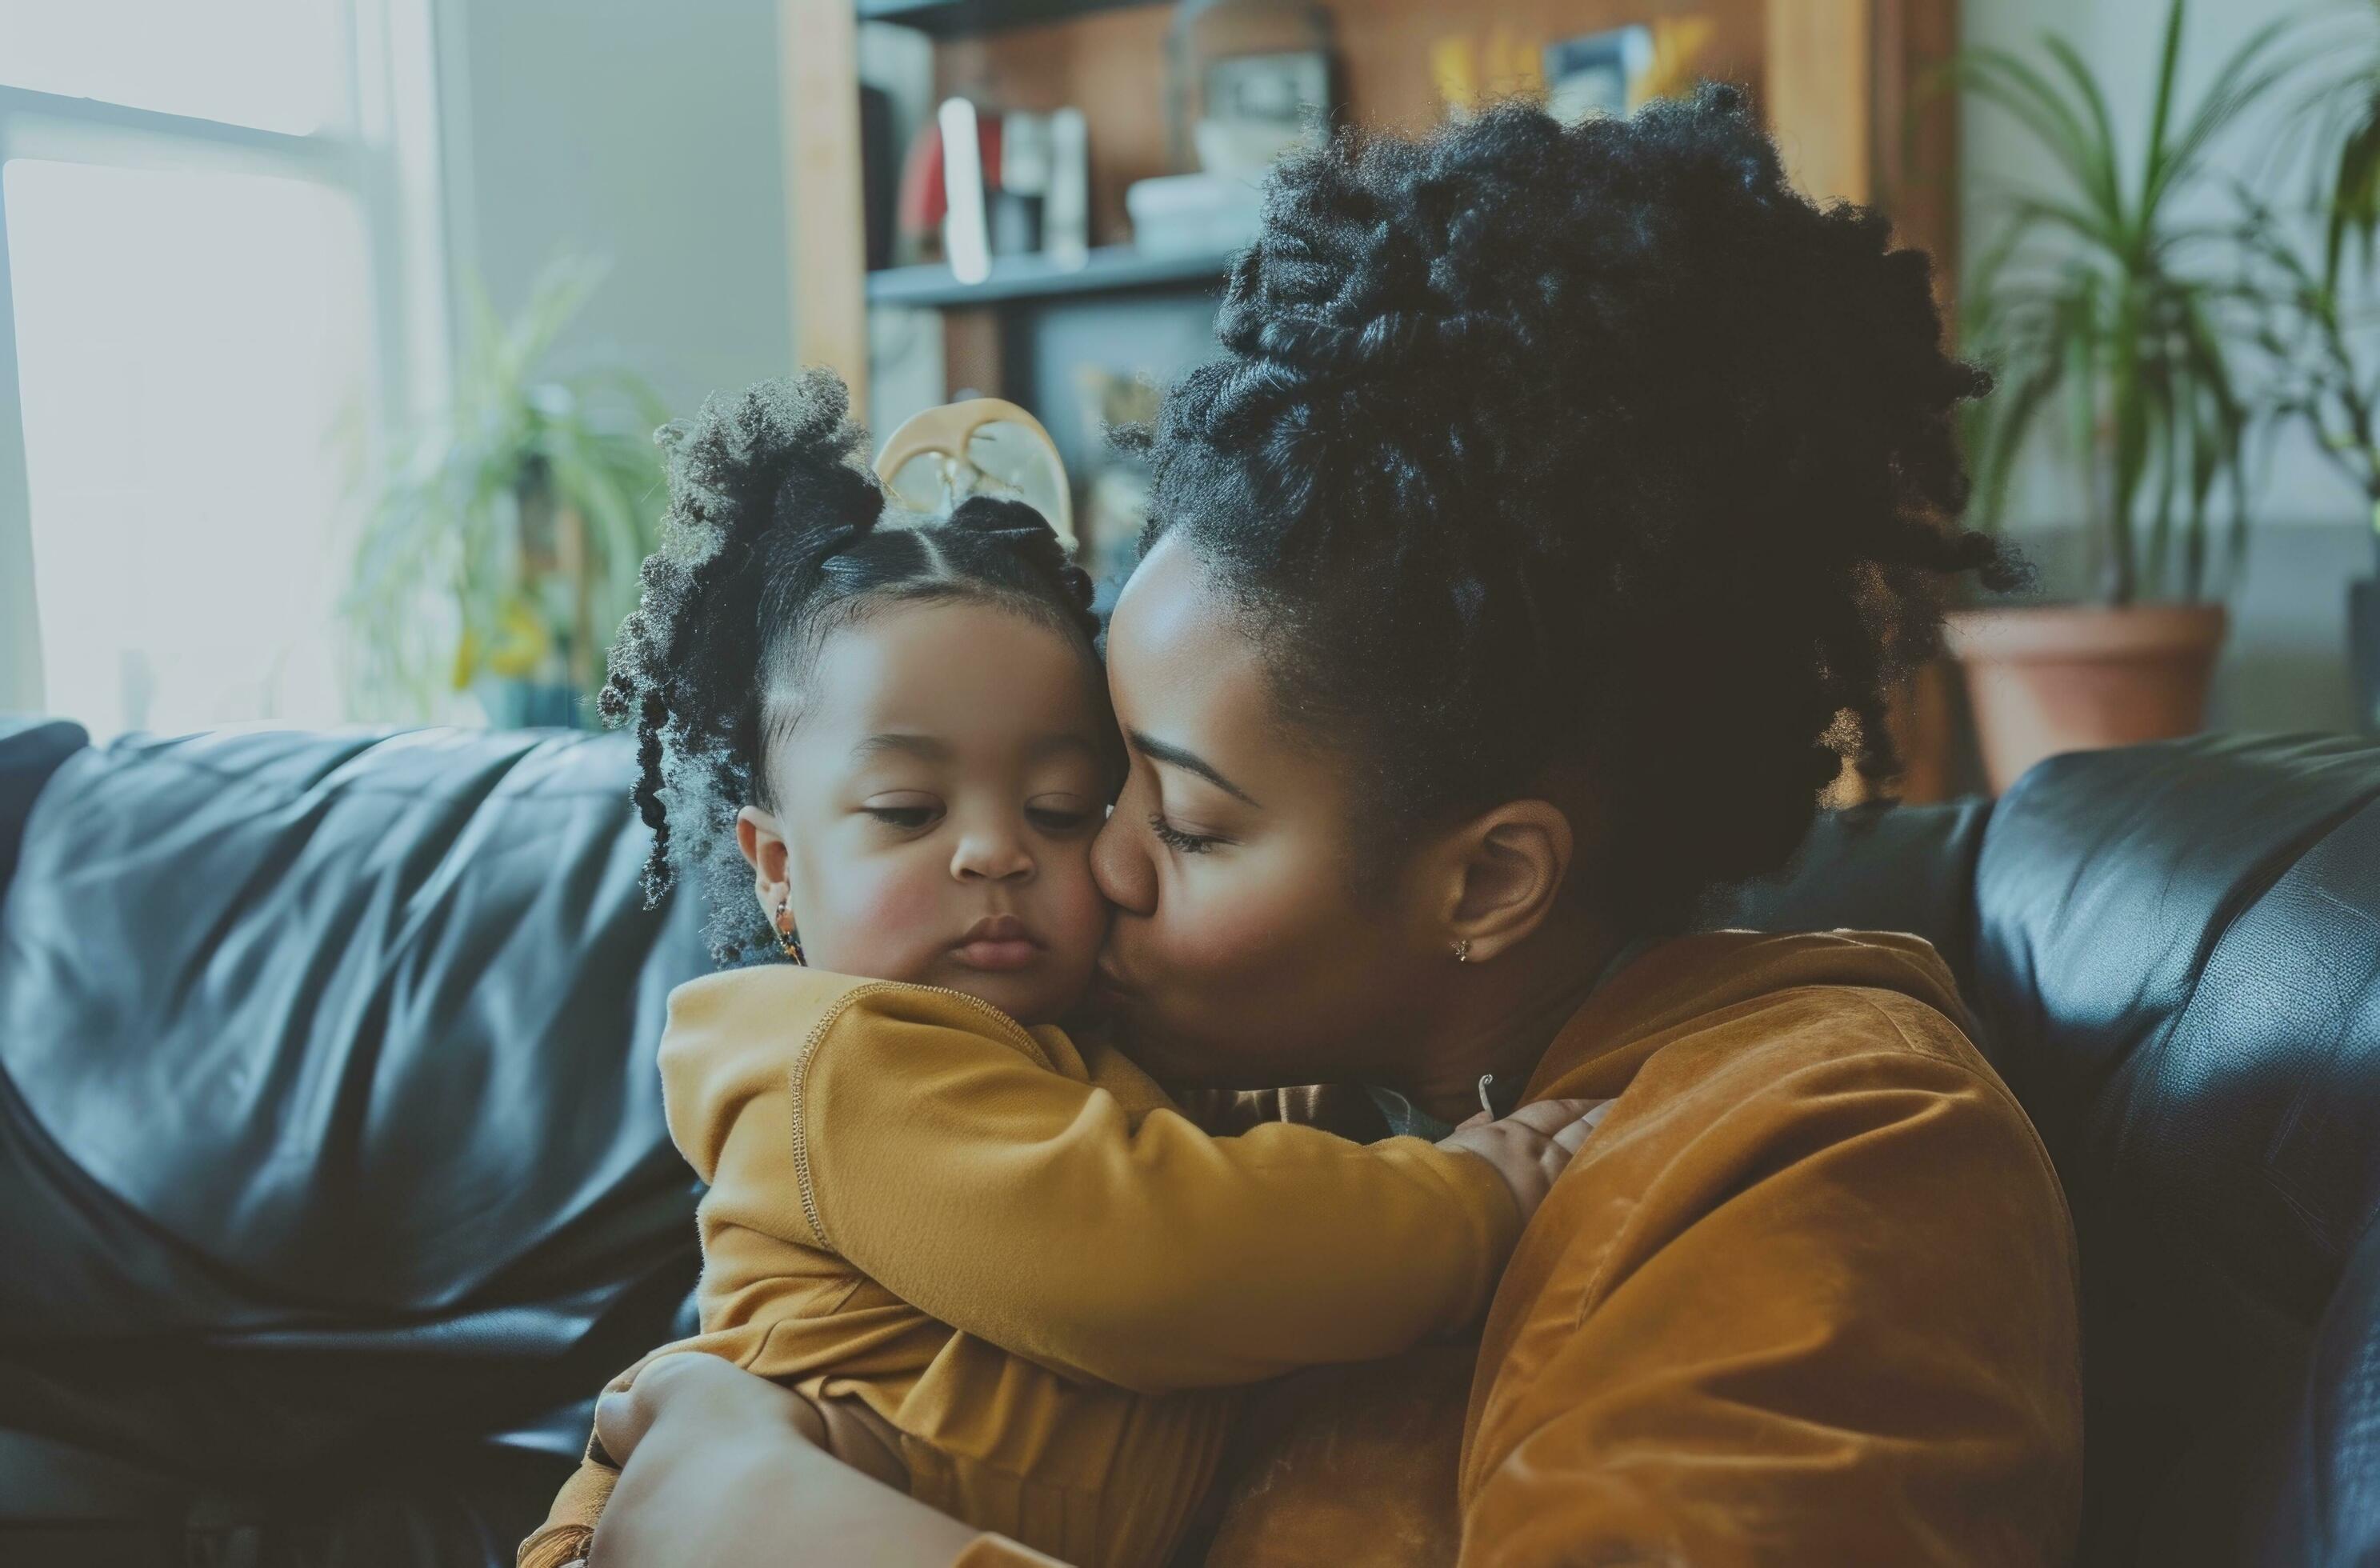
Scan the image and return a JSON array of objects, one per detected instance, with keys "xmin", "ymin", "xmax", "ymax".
[{"xmin": 1091, "ymin": 808, "xmax": 1157, "ymax": 915}]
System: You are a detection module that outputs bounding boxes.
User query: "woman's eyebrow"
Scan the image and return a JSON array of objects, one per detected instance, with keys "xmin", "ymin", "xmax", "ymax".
[{"xmin": 1126, "ymin": 729, "xmax": 1259, "ymax": 807}]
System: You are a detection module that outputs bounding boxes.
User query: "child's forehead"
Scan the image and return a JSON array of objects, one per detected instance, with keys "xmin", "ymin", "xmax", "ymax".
[{"xmin": 787, "ymin": 600, "xmax": 1113, "ymax": 767}]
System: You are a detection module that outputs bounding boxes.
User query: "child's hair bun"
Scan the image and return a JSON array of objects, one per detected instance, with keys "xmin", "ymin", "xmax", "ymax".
[
  {"xmin": 659, "ymin": 369, "xmax": 882, "ymax": 562},
  {"xmin": 942, "ymin": 494, "xmax": 1100, "ymax": 641}
]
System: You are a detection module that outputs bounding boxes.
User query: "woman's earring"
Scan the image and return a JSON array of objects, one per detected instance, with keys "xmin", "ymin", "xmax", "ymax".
[
  {"xmin": 1454, "ymin": 938, "xmax": 1471, "ymax": 964},
  {"xmin": 774, "ymin": 897, "xmax": 806, "ymax": 966}
]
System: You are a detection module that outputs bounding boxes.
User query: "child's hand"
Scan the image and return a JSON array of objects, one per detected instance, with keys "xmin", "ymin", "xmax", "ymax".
[{"xmin": 1437, "ymin": 1097, "xmax": 1612, "ymax": 1226}]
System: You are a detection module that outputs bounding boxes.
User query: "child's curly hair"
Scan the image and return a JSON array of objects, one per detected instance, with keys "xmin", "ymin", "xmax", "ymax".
[
  {"xmin": 600, "ymin": 370, "xmax": 1101, "ymax": 963},
  {"xmin": 1133, "ymin": 85, "xmax": 2025, "ymax": 933}
]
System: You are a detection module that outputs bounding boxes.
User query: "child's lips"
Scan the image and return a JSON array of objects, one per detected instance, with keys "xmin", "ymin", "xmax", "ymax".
[
  {"xmin": 954, "ymin": 915, "xmax": 1042, "ymax": 972},
  {"xmin": 954, "ymin": 938, "xmax": 1041, "ymax": 971}
]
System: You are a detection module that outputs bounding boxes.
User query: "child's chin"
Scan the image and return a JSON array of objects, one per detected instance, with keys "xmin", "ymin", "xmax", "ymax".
[{"xmin": 934, "ymin": 966, "xmax": 1078, "ymax": 1027}]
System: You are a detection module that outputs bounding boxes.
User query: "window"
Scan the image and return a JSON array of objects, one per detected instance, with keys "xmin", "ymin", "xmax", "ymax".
[
  {"xmin": 0, "ymin": 1, "xmax": 444, "ymax": 738},
  {"xmin": 0, "ymin": 2, "xmax": 344, "ymax": 134}
]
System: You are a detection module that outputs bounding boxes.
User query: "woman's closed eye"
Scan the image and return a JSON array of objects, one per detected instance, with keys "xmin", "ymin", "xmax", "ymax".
[{"xmin": 1148, "ymin": 812, "xmax": 1224, "ymax": 855}]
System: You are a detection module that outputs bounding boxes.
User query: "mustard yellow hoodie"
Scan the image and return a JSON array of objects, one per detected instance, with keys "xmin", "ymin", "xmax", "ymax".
[{"xmin": 518, "ymin": 967, "xmax": 1520, "ymax": 1568}]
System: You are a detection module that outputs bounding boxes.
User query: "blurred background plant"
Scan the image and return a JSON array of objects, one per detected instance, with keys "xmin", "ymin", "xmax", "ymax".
[
  {"xmin": 345, "ymin": 257, "xmax": 667, "ymax": 726},
  {"xmin": 1953, "ymin": 0, "xmax": 2296, "ymax": 607},
  {"xmin": 2239, "ymin": 0, "xmax": 2380, "ymax": 725},
  {"xmin": 2294, "ymin": 0, "xmax": 2380, "ymax": 298},
  {"xmin": 2239, "ymin": 0, "xmax": 2380, "ymax": 535},
  {"xmin": 2238, "ymin": 189, "xmax": 2380, "ymax": 537}
]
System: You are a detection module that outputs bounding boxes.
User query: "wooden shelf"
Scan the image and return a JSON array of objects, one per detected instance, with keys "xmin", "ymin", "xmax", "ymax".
[
  {"xmin": 858, "ymin": 0, "xmax": 1165, "ymax": 39},
  {"xmin": 798, "ymin": 0, "xmax": 1960, "ymax": 410},
  {"xmin": 865, "ymin": 243, "xmax": 1236, "ymax": 306}
]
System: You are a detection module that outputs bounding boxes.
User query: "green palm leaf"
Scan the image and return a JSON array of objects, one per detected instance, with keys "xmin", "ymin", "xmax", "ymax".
[{"xmin": 1958, "ymin": 0, "xmax": 2282, "ymax": 604}]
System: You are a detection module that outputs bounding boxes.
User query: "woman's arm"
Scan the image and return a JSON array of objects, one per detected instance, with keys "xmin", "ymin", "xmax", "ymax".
[{"xmin": 582, "ymin": 1355, "xmax": 1058, "ymax": 1568}]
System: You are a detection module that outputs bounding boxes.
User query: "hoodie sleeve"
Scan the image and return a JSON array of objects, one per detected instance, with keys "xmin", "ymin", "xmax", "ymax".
[{"xmin": 723, "ymin": 981, "xmax": 1522, "ymax": 1395}]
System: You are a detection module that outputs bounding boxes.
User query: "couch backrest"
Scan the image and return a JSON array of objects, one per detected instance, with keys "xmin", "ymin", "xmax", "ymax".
[
  {"xmin": 1974, "ymin": 734, "xmax": 2380, "ymax": 1568},
  {"xmin": 1729, "ymin": 733, "xmax": 2380, "ymax": 1566},
  {"xmin": 0, "ymin": 726, "xmax": 710, "ymax": 1475},
  {"xmin": 4, "ymin": 724, "xmax": 2375, "ymax": 1566}
]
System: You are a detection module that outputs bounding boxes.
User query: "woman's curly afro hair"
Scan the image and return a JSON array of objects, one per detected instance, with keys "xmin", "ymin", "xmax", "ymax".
[
  {"xmin": 1134, "ymin": 84, "xmax": 2022, "ymax": 934},
  {"xmin": 600, "ymin": 370, "xmax": 1100, "ymax": 962}
]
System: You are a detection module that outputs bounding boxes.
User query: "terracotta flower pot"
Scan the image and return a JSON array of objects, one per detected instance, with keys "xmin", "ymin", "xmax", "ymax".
[{"xmin": 1944, "ymin": 603, "xmax": 2229, "ymax": 794}]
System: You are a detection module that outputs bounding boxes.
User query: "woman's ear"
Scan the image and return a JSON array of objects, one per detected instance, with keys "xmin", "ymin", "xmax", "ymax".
[
  {"xmin": 737, "ymin": 806, "xmax": 791, "ymax": 918},
  {"xmin": 1435, "ymin": 799, "xmax": 1574, "ymax": 964}
]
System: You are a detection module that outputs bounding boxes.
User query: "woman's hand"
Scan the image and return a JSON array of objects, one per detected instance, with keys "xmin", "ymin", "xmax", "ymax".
[
  {"xmin": 1438, "ymin": 1097, "xmax": 1611, "ymax": 1227},
  {"xmin": 576, "ymin": 1354, "xmax": 978, "ymax": 1568}
]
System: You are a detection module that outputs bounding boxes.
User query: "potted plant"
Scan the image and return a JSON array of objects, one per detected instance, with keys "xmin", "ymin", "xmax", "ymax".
[
  {"xmin": 2237, "ymin": 196, "xmax": 2380, "ymax": 732},
  {"xmin": 2242, "ymin": 1, "xmax": 2380, "ymax": 731},
  {"xmin": 1945, "ymin": 0, "xmax": 2296, "ymax": 790},
  {"xmin": 346, "ymin": 259, "xmax": 668, "ymax": 727}
]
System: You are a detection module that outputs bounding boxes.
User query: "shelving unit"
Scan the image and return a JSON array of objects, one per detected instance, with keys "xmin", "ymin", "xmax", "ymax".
[
  {"xmin": 858, "ymin": 0, "xmax": 1163, "ymax": 38},
  {"xmin": 786, "ymin": 0, "xmax": 1962, "ymax": 425},
  {"xmin": 865, "ymin": 244, "xmax": 1235, "ymax": 307}
]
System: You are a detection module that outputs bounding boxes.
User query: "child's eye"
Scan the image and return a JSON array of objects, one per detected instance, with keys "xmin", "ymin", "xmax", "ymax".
[
  {"xmin": 865, "ymin": 804, "xmax": 940, "ymax": 831},
  {"xmin": 1028, "ymin": 806, "xmax": 1094, "ymax": 834},
  {"xmin": 1148, "ymin": 812, "xmax": 1222, "ymax": 855}
]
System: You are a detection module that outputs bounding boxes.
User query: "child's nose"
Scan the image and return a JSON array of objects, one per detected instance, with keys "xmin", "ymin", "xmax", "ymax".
[{"xmin": 951, "ymin": 826, "xmax": 1034, "ymax": 882}]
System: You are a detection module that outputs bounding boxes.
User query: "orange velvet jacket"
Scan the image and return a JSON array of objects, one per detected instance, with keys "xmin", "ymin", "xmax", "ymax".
[{"xmin": 1179, "ymin": 930, "xmax": 2086, "ymax": 1568}]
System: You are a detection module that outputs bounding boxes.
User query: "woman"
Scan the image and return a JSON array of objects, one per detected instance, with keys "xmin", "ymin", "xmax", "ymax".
[{"xmin": 586, "ymin": 87, "xmax": 2082, "ymax": 1566}]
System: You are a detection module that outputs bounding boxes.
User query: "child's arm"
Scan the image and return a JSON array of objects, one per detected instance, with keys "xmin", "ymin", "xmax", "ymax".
[{"xmin": 664, "ymin": 974, "xmax": 1582, "ymax": 1396}]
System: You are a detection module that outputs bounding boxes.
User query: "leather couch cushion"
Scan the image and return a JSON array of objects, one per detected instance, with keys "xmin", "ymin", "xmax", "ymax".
[
  {"xmin": 1703, "ymin": 796, "xmax": 1993, "ymax": 1005},
  {"xmin": 0, "ymin": 728, "xmax": 710, "ymax": 1483}
]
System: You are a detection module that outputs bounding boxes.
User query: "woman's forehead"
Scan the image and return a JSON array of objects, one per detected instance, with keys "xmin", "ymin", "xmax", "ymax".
[
  {"xmin": 1110, "ymin": 541, "xmax": 1248, "ymax": 702},
  {"xmin": 1108, "ymin": 539, "xmax": 1298, "ymax": 790}
]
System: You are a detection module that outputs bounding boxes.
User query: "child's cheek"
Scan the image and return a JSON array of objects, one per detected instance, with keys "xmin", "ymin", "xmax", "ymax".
[
  {"xmin": 815, "ymin": 862, "xmax": 952, "ymax": 980},
  {"xmin": 1046, "ymin": 856, "xmax": 1112, "ymax": 969}
]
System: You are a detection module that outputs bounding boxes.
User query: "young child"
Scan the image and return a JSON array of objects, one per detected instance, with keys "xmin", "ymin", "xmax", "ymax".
[{"xmin": 518, "ymin": 372, "xmax": 1598, "ymax": 1568}]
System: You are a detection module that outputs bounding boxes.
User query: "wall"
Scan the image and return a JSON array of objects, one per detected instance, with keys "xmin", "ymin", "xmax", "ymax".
[
  {"xmin": 436, "ymin": 0, "xmax": 794, "ymax": 419},
  {"xmin": 1962, "ymin": 0, "xmax": 2370, "ymax": 733}
]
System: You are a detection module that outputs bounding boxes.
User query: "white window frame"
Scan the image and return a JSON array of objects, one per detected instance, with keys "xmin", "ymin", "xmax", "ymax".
[{"xmin": 0, "ymin": 0, "xmax": 449, "ymax": 715}]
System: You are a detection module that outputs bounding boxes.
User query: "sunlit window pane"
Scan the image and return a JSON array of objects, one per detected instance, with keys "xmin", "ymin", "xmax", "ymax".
[
  {"xmin": 7, "ymin": 158, "xmax": 371, "ymax": 740},
  {"xmin": 0, "ymin": 2, "xmax": 342, "ymax": 135}
]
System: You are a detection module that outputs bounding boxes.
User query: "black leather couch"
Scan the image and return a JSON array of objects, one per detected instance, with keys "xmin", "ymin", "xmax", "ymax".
[{"xmin": 1, "ymin": 720, "xmax": 2374, "ymax": 1567}]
